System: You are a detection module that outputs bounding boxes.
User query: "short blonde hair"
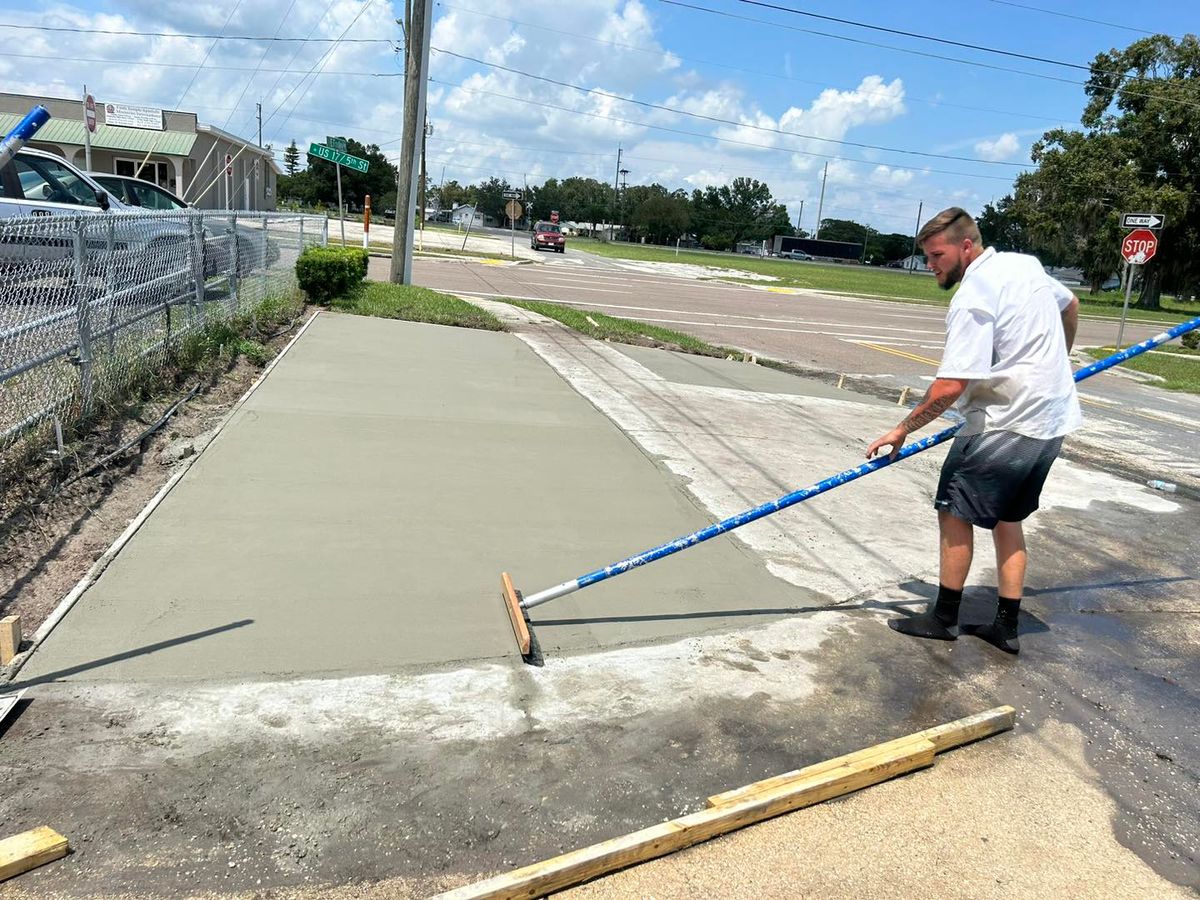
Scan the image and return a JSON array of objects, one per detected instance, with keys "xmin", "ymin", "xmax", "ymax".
[{"xmin": 917, "ymin": 207, "xmax": 982, "ymax": 247}]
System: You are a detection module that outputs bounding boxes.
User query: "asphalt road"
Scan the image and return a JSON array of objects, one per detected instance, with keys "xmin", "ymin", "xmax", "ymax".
[{"xmin": 398, "ymin": 252, "xmax": 1200, "ymax": 485}]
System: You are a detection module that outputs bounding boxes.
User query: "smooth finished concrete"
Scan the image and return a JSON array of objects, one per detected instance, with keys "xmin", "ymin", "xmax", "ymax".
[{"xmin": 20, "ymin": 312, "xmax": 806, "ymax": 682}]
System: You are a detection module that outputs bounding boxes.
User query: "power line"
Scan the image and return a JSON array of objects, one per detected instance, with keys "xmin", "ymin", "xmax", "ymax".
[
  {"xmin": 0, "ymin": 20, "xmax": 393, "ymax": 43},
  {"xmin": 660, "ymin": 0, "xmax": 1200, "ymax": 113},
  {"xmin": 432, "ymin": 48, "xmax": 1031, "ymax": 169},
  {"xmin": 735, "ymin": 0, "xmax": 1091, "ymax": 71},
  {"xmin": 0, "ymin": 50, "xmax": 397, "ymax": 76},
  {"xmin": 429, "ymin": 76, "xmax": 1020, "ymax": 183},
  {"xmin": 656, "ymin": 0, "xmax": 1080, "ymax": 86},
  {"xmin": 984, "ymin": 0, "xmax": 1163, "ymax": 36},
  {"xmin": 437, "ymin": 1, "xmax": 1074, "ymax": 124}
]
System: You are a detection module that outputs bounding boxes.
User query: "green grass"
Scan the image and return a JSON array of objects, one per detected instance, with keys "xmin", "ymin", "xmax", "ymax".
[
  {"xmin": 571, "ymin": 237, "xmax": 1200, "ymax": 323},
  {"xmin": 414, "ymin": 246, "xmax": 514, "ymax": 261},
  {"xmin": 1085, "ymin": 344, "xmax": 1200, "ymax": 393},
  {"xmin": 505, "ymin": 298, "xmax": 739, "ymax": 357},
  {"xmin": 332, "ymin": 281, "xmax": 504, "ymax": 331}
]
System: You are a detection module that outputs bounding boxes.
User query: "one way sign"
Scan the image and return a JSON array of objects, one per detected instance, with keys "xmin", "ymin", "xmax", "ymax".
[{"xmin": 1121, "ymin": 212, "xmax": 1164, "ymax": 230}]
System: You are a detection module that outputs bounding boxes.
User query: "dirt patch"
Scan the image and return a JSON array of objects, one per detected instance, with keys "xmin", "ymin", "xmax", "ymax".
[{"xmin": 0, "ymin": 306, "xmax": 313, "ymax": 649}]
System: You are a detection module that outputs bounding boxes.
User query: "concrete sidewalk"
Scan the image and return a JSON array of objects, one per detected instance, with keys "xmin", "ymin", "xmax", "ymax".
[
  {"xmin": 18, "ymin": 311, "xmax": 805, "ymax": 683},
  {"xmin": 2, "ymin": 303, "xmax": 1194, "ymax": 899}
]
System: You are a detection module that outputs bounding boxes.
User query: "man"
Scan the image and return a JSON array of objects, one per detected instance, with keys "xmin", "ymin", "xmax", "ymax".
[{"xmin": 866, "ymin": 207, "xmax": 1081, "ymax": 654}]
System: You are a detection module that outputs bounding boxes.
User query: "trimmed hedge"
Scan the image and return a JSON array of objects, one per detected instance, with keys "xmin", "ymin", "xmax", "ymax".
[{"xmin": 295, "ymin": 246, "xmax": 369, "ymax": 304}]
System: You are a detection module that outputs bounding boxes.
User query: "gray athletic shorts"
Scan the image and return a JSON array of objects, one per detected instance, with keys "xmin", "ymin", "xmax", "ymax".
[{"xmin": 934, "ymin": 430, "xmax": 1063, "ymax": 529}]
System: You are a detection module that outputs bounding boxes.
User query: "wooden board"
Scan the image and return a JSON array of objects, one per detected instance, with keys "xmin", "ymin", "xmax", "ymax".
[
  {"xmin": 707, "ymin": 705, "xmax": 1015, "ymax": 808},
  {"xmin": 434, "ymin": 739, "xmax": 935, "ymax": 900},
  {"xmin": 0, "ymin": 826, "xmax": 69, "ymax": 882},
  {"xmin": 0, "ymin": 615, "xmax": 20, "ymax": 666},
  {"xmin": 500, "ymin": 573, "xmax": 531, "ymax": 657}
]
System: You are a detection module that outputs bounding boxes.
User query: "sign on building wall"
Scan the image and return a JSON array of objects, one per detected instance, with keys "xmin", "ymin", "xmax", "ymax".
[{"xmin": 104, "ymin": 102, "xmax": 164, "ymax": 130}]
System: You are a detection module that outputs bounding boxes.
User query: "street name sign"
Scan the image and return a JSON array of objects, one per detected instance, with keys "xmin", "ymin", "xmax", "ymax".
[
  {"xmin": 1121, "ymin": 228, "xmax": 1158, "ymax": 265},
  {"xmin": 326, "ymin": 135, "xmax": 348, "ymax": 152},
  {"xmin": 308, "ymin": 142, "xmax": 370, "ymax": 173},
  {"xmin": 1121, "ymin": 212, "xmax": 1164, "ymax": 230}
]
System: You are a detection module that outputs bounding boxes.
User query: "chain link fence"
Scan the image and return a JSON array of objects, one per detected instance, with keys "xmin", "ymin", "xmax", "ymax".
[{"xmin": 0, "ymin": 210, "xmax": 327, "ymax": 467}]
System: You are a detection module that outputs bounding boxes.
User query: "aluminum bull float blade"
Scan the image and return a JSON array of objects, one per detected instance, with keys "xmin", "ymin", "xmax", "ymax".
[{"xmin": 501, "ymin": 315, "xmax": 1200, "ymax": 658}]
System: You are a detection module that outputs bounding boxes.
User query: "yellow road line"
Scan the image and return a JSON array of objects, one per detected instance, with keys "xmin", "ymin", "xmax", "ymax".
[{"xmin": 856, "ymin": 341, "xmax": 942, "ymax": 367}]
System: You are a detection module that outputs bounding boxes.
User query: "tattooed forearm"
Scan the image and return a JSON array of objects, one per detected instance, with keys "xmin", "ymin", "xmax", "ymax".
[{"xmin": 900, "ymin": 394, "xmax": 956, "ymax": 432}]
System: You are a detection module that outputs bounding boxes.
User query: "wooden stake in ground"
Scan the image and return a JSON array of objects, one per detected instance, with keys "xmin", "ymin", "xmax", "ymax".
[
  {"xmin": 436, "ymin": 706, "xmax": 1015, "ymax": 900},
  {"xmin": 0, "ymin": 615, "xmax": 21, "ymax": 665},
  {"xmin": 0, "ymin": 827, "xmax": 69, "ymax": 882}
]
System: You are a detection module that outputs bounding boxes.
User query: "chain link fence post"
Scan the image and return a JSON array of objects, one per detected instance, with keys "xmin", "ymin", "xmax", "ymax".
[
  {"xmin": 228, "ymin": 212, "xmax": 240, "ymax": 318},
  {"xmin": 103, "ymin": 217, "xmax": 118, "ymax": 356},
  {"xmin": 73, "ymin": 217, "xmax": 95, "ymax": 417},
  {"xmin": 260, "ymin": 215, "xmax": 269, "ymax": 307},
  {"xmin": 189, "ymin": 211, "xmax": 205, "ymax": 324}
]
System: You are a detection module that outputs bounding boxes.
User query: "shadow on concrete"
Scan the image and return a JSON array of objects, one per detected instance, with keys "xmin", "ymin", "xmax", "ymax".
[
  {"xmin": 7, "ymin": 619, "xmax": 254, "ymax": 690},
  {"xmin": 1027, "ymin": 575, "xmax": 1194, "ymax": 596}
]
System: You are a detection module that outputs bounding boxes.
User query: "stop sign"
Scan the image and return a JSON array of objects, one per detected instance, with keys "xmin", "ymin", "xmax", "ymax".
[
  {"xmin": 84, "ymin": 94, "xmax": 96, "ymax": 133},
  {"xmin": 1121, "ymin": 228, "xmax": 1158, "ymax": 264}
]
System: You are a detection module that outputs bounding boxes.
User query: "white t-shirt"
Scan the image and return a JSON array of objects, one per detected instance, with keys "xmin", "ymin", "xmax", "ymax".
[{"xmin": 936, "ymin": 247, "xmax": 1083, "ymax": 439}]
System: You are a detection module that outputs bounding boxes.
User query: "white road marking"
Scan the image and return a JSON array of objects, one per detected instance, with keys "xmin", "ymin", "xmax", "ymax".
[{"xmin": 454, "ymin": 291, "xmax": 945, "ymax": 338}]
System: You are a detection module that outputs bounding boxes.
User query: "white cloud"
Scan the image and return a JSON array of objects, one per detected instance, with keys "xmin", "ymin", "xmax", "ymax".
[
  {"xmin": 0, "ymin": 0, "xmax": 990, "ymax": 231},
  {"xmin": 973, "ymin": 132, "xmax": 1021, "ymax": 161}
]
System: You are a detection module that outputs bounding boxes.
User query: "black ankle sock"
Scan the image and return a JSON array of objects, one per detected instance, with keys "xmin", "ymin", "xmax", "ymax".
[
  {"xmin": 997, "ymin": 596, "xmax": 1020, "ymax": 627},
  {"xmin": 961, "ymin": 596, "xmax": 1021, "ymax": 654},
  {"xmin": 933, "ymin": 585, "xmax": 963, "ymax": 627},
  {"xmin": 888, "ymin": 584, "xmax": 962, "ymax": 642}
]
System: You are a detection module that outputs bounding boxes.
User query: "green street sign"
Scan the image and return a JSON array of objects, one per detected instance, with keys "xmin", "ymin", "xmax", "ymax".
[
  {"xmin": 308, "ymin": 142, "xmax": 369, "ymax": 173},
  {"xmin": 326, "ymin": 135, "xmax": 348, "ymax": 152}
]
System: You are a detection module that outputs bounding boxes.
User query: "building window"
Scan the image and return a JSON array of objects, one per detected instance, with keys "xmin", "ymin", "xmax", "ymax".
[{"xmin": 114, "ymin": 158, "xmax": 174, "ymax": 191}]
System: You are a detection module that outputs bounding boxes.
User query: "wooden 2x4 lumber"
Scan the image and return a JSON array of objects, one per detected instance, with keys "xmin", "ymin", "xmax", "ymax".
[
  {"xmin": 707, "ymin": 705, "xmax": 1015, "ymax": 808},
  {"xmin": 0, "ymin": 827, "xmax": 69, "ymax": 882},
  {"xmin": 0, "ymin": 615, "xmax": 20, "ymax": 666},
  {"xmin": 434, "ymin": 739, "xmax": 935, "ymax": 900}
]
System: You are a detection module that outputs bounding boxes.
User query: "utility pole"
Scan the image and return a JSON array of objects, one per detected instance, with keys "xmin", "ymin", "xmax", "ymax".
[
  {"xmin": 814, "ymin": 162, "xmax": 828, "ymax": 239},
  {"xmin": 256, "ymin": 102, "xmax": 262, "ymax": 147},
  {"xmin": 909, "ymin": 201, "xmax": 923, "ymax": 273},
  {"xmin": 610, "ymin": 144, "xmax": 622, "ymax": 241},
  {"xmin": 391, "ymin": 0, "xmax": 433, "ymax": 285},
  {"xmin": 419, "ymin": 118, "xmax": 430, "ymax": 249},
  {"xmin": 796, "ymin": 199, "xmax": 804, "ymax": 234}
]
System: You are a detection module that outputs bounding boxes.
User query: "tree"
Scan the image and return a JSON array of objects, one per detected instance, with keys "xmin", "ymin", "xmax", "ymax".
[
  {"xmin": 278, "ymin": 138, "xmax": 398, "ymax": 211},
  {"xmin": 977, "ymin": 197, "xmax": 1034, "ymax": 254},
  {"xmin": 284, "ymin": 140, "xmax": 300, "ymax": 176},
  {"xmin": 434, "ymin": 179, "xmax": 470, "ymax": 212},
  {"xmin": 631, "ymin": 188, "xmax": 691, "ymax": 244},
  {"xmin": 815, "ymin": 218, "xmax": 867, "ymax": 244},
  {"xmin": 1002, "ymin": 35, "xmax": 1199, "ymax": 306},
  {"xmin": 691, "ymin": 178, "xmax": 791, "ymax": 251},
  {"xmin": 560, "ymin": 177, "xmax": 611, "ymax": 230}
]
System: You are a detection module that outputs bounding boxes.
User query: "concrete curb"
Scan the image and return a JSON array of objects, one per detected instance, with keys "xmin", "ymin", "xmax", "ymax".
[{"xmin": 1, "ymin": 310, "xmax": 324, "ymax": 685}]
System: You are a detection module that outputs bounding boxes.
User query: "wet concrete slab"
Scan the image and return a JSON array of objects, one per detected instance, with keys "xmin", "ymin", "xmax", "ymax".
[{"xmin": 20, "ymin": 312, "xmax": 804, "ymax": 683}]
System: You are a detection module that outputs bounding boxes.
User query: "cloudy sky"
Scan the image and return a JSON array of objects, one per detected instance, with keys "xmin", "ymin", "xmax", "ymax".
[{"xmin": 1, "ymin": 0, "xmax": 1191, "ymax": 233}]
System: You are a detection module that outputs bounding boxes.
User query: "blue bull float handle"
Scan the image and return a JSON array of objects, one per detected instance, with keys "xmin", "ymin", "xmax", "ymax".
[
  {"xmin": 0, "ymin": 105, "xmax": 51, "ymax": 169},
  {"xmin": 519, "ymin": 315, "xmax": 1200, "ymax": 610}
]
